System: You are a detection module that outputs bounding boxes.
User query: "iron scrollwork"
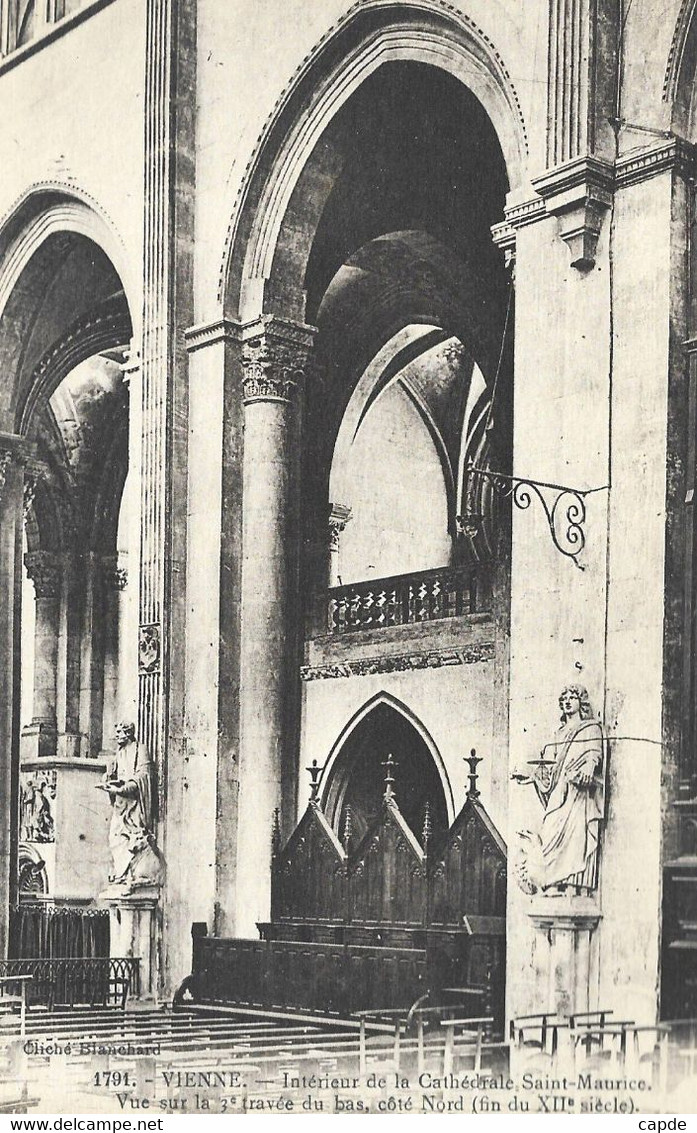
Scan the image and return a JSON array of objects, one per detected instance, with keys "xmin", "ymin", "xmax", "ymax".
[{"xmin": 461, "ymin": 462, "xmax": 604, "ymax": 570}]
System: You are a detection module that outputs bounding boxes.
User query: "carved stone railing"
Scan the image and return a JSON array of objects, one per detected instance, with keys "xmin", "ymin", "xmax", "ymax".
[{"xmin": 327, "ymin": 566, "xmax": 484, "ymax": 634}]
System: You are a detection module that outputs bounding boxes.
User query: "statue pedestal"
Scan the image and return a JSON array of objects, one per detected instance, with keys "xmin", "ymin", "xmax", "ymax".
[
  {"xmin": 100, "ymin": 885, "xmax": 159, "ymax": 998},
  {"xmin": 528, "ymin": 896, "xmax": 601, "ymax": 1019}
]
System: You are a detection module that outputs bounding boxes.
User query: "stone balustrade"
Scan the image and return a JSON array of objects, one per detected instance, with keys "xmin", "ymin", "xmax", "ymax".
[{"xmin": 327, "ymin": 565, "xmax": 486, "ymax": 635}]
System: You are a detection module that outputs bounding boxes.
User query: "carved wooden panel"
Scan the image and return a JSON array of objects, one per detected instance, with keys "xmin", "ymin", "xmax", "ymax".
[
  {"xmin": 200, "ymin": 938, "xmax": 267, "ymax": 1005},
  {"xmin": 349, "ymin": 803, "xmax": 426, "ymax": 926},
  {"xmin": 195, "ymin": 789, "xmax": 507, "ymax": 1028},
  {"xmin": 429, "ymin": 798, "xmax": 507, "ymax": 926},
  {"xmin": 661, "ymin": 862, "xmax": 697, "ymax": 1020},
  {"xmin": 195, "ymin": 936, "xmax": 427, "ymax": 1016},
  {"xmin": 273, "ymin": 805, "xmax": 346, "ymax": 922}
]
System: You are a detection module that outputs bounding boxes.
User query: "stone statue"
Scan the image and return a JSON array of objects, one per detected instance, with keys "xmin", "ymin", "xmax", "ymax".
[
  {"xmin": 20, "ymin": 773, "xmax": 55, "ymax": 843},
  {"xmin": 512, "ymin": 685, "xmax": 606, "ymax": 895},
  {"xmin": 100, "ymin": 721, "xmax": 164, "ymax": 892}
]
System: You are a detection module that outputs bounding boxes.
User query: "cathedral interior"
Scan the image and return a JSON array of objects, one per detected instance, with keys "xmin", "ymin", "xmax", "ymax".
[{"xmin": 1, "ymin": 0, "xmax": 697, "ymax": 1098}]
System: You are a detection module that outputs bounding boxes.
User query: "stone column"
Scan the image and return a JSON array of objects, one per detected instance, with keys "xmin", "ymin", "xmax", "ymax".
[
  {"xmin": 233, "ymin": 315, "xmax": 314, "ymax": 935},
  {"xmin": 120, "ymin": 345, "xmax": 141, "ymax": 726},
  {"xmin": 21, "ymin": 550, "xmax": 61, "ymax": 759},
  {"xmin": 328, "ymin": 503, "xmax": 352, "ymax": 588},
  {"xmin": 182, "ymin": 320, "xmax": 230, "ymax": 946},
  {"xmin": 56, "ymin": 552, "xmax": 83, "ymax": 761},
  {"xmin": 101, "ymin": 554, "xmax": 128, "ymax": 751},
  {"xmin": 0, "ymin": 435, "xmax": 30, "ymax": 956},
  {"xmin": 505, "ymin": 136, "xmax": 690, "ymax": 1026},
  {"xmin": 78, "ymin": 552, "xmax": 107, "ymax": 758},
  {"xmin": 137, "ymin": 0, "xmax": 196, "ymax": 996}
]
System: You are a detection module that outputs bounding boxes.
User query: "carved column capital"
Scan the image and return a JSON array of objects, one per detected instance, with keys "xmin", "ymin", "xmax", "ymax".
[
  {"xmin": 328, "ymin": 503, "xmax": 352, "ymax": 552},
  {"xmin": 491, "ymin": 221, "xmax": 516, "ymax": 273},
  {"xmin": 235, "ymin": 316, "xmax": 316, "ymax": 405},
  {"xmin": 0, "ymin": 432, "xmax": 34, "ymax": 504},
  {"xmin": 22, "ymin": 458, "xmax": 50, "ymax": 521},
  {"xmin": 0, "ymin": 451, "xmax": 12, "ymax": 500},
  {"xmin": 24, "ymin": 550, "xmax": 62, "ymax": 599},
  {"xmin": 101, "ymin": 554, "xmax": 128, "ymax": 591},
  {"xmin": 120, "ymin": 339, "xmax": 141, "ymax": 387}
]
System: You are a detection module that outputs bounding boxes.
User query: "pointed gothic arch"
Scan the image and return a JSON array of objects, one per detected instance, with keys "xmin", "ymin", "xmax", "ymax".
[{"xmin": 320, "ymin": 692, "xmax": 456, "ymax": 834}]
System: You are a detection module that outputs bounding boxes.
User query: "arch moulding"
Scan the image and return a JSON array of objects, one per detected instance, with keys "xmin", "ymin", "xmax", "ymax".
[
  {"xmin": 0, "ymin": 188, "xmax": 137, "ymax": 337},
  {"xmin": 19, "ymin": 302, "xmax": 132, "ymax": 436},
  {"xmin": 218, "ymin": 0, "xmax": 529, "ymax": 320},
  {"xmin": 661, "ymin": 0, "xmax": 697, "ymax": 138},
  {"xmin": 318, "ymin": 690, "xmax": 456, "ymax": 825}
]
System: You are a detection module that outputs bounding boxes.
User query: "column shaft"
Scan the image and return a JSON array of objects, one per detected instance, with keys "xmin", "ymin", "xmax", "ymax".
[
  {"xmin": 0, "ymin": 441, "xmax": 27, "ymax": 956},
  {"xmin": 21, "ymin": 551, "xmax": 61, "ymax": 760},
  {"xmin": 234, "ymin": 316, "xmax": 313, "ymax": 935},
  {"xmin": 101, "ymin": 555, "xmax": 127, "ymax": 751},
  {"xmin": 33, "ymin": 596, "xmax": 60, "ymax": 724},
  {"xmin": 23, "ymin": 552, "xmax": 61, "ymax": 726}
]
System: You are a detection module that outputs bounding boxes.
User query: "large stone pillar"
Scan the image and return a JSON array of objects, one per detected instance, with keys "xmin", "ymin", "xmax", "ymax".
[
  {"xmin": 137, "ymin": 0, "xmax": 196, "ymax": 993},
  {"xmin": 233, "ymin": 315, "xmax": 314, "ymax": 935},
  {"xmin": 0, "ymin": 435, "xmax": 29, "ymax": 957},
  {"xmin": 21, "ymin": 550, "xmax": 61, "ymax": 759},
  {"xmin": 504, "ymin": 133, "xmax": 690, "ymax": 1028},
  {"xmin": 181, "ymin": 321, "xmax": 231, "ymax": 943}
]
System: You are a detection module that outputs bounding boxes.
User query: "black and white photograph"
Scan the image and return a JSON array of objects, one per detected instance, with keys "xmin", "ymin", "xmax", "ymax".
[{"xmin": 0, "ymin": 0, "xmax": 695, "ymax": 1119}]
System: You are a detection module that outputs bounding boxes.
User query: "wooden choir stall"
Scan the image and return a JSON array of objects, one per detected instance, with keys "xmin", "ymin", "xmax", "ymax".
[{"xmin": 183, "ymin": 752, "xmax": 507, "ymax": 1033}]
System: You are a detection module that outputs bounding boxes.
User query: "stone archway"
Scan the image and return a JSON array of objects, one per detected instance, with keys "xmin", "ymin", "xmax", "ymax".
[
  {"xmin": 220, "ymin": 0, "xmax": 528, "ymax": 320},
  {"xmin": 211, "ymin": 7, "xmax": 521, "ymax": 939},
  {"xmin": 321, "ymin": 695, "xmax": 452, "ymax": 845},
  {"xmin": 0, "ymin": 196, "xmax": 135, "ymax": 960}
]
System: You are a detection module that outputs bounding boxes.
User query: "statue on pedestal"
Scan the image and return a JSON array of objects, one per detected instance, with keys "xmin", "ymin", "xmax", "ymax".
[
  {"xmin": 99, "ymin": 721, "xmax": 164, "ymax": 893},
  {"xmin": 512, "ymin": 685, "xmax": 606, "ymax": 895}
]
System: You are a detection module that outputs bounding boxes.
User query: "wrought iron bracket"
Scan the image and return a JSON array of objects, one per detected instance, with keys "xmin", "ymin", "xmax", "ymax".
[{"xmin": 461, "ymin": 462, "xmax": 608, "ymax": 571}]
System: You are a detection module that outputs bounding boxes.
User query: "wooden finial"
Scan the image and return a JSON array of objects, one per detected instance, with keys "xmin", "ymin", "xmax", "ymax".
[
  {"xmin": 307, "ymin": 759, "xmax": 323, "ymax": 804},
  {"xmin": 465, "ymin": 748, "xmax": 482, "ymax": 799},
  {"xmin": 382, "ymin": 753, "xmax": 397, "ymax": 802},
  {"xmin": 422, "ymin": 801, "xmax": 432, "ymax": 851},
  {"xmin": 342, "ymin": 805, "xmax": 353, "ymax": 850}
]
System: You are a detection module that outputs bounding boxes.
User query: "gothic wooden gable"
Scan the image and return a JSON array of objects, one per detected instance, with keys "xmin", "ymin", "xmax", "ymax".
[
  {"xmin": 272, "ymin": 804, "xmax": 347, "ymax": 922},
  {"xmin": 429, "ymin": 795, "xmax": 506, "ymax": 926},
  {"xmin": 349, "ymin": 798, "xmax": 427, "ymax": 926}
]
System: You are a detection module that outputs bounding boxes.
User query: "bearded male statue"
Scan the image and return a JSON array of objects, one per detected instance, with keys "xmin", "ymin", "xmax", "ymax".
[{"xmin": 100, "ymin": 721, "xmax": 164, "ymax": 892}]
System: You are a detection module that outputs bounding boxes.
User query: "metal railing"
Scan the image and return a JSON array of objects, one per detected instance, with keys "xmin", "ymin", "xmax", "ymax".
[
  {"xmin": 327, "ymin": 565, "xmax": 484, "ymax": 634},
  {"xmin": 0, "ymin": 957, "xmax": 140, "ymax": 1009}
]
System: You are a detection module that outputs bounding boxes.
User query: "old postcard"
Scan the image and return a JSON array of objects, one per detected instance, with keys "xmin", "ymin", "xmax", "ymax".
[{"xmin": 0, "ymin": 0, "xmax": 695, "ymax": 1119}]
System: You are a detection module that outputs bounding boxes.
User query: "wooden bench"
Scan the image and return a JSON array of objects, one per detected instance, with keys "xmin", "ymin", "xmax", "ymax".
[{"xmin": 0, "ymin": 976, "xmax": 33, "ymax": 1036}]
